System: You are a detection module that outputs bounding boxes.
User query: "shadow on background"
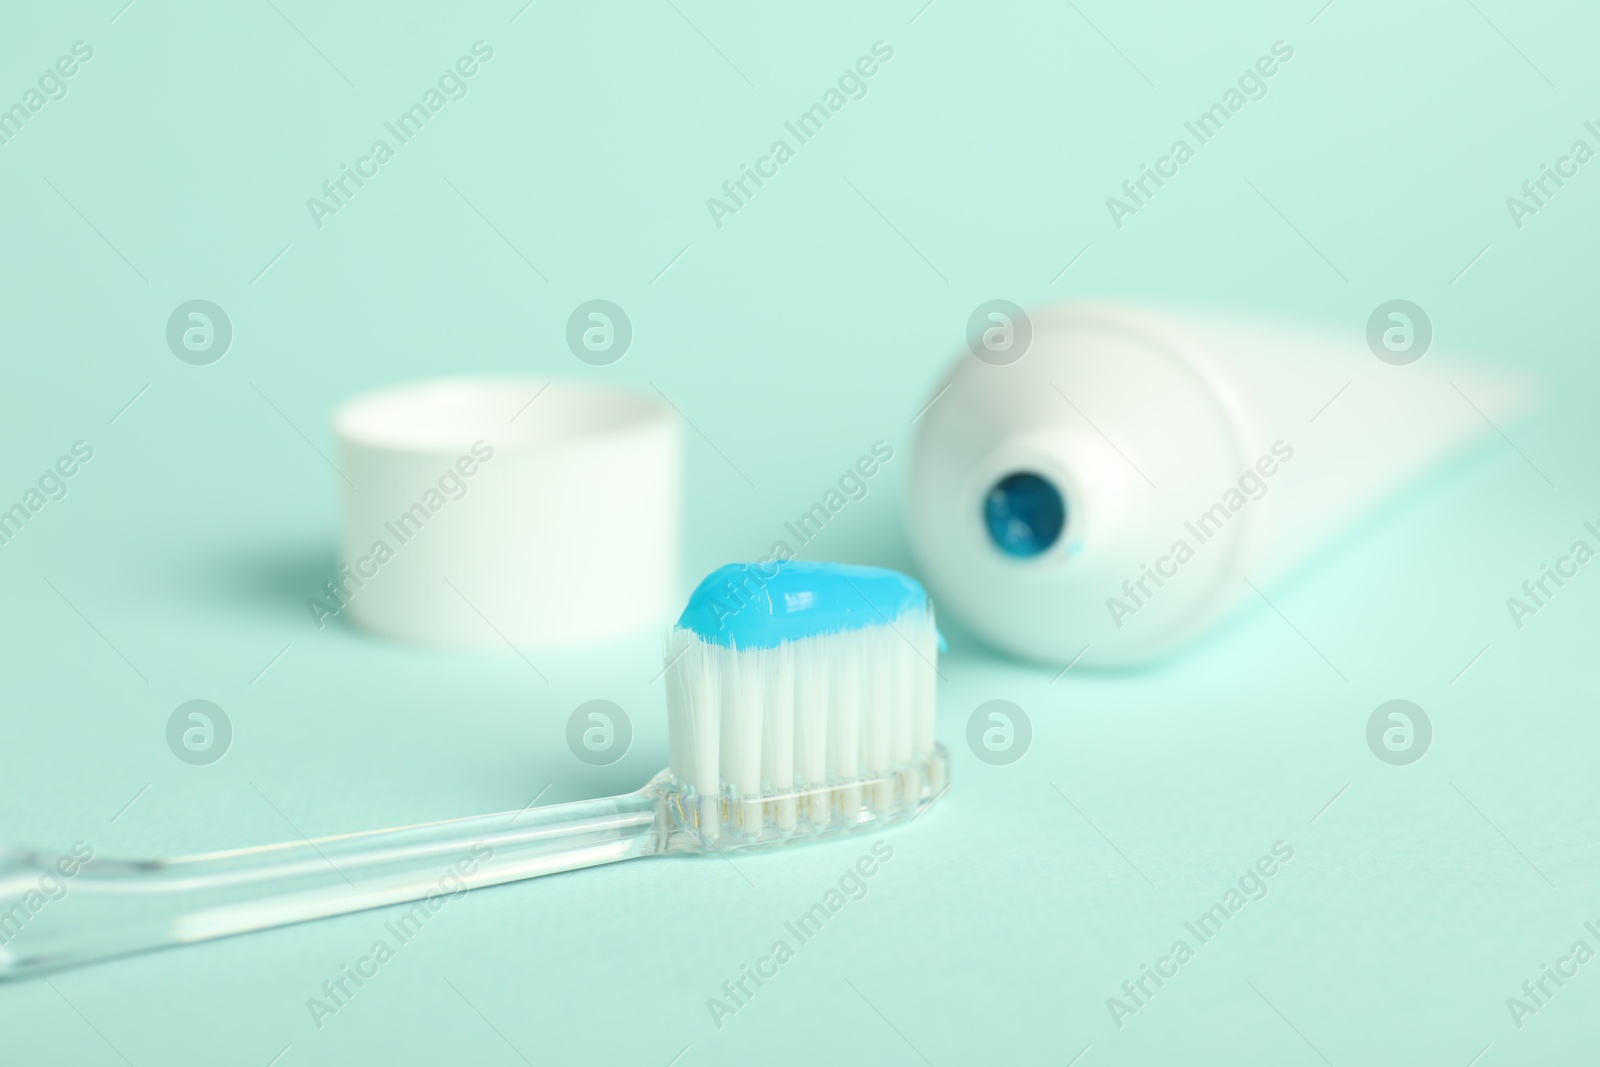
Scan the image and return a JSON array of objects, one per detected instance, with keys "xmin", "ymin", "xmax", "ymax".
[{"xmin": 169, "ymin": 540, "xmax": 343, "ymax": 629}]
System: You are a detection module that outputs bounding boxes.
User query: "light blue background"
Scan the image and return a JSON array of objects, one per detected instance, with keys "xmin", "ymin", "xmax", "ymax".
[{"xmin": 1, "ymin": 0, "xmax": 1596, "ymax": 1064}]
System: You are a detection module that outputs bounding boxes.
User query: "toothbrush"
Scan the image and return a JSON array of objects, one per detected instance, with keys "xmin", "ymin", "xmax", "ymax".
[{"xmin": 0, "ymin": 561, "xmax": 947, "ymax": 979}]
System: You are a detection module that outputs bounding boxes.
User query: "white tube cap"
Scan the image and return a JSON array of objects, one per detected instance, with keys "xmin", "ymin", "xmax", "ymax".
[{"xmin": 332, "ymin": 377, "xmax": 681, "ymax": 647}]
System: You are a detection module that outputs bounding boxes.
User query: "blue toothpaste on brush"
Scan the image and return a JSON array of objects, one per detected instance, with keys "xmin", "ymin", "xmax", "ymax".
[{"xmin": 677, "ymin": 560, "xmax": 930, "ymax": 645}]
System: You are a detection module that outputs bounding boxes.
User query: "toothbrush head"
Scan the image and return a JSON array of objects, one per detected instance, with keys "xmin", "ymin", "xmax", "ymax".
[{"xmin": 659, "ymin": 561, "xmax": 948, "ymax": 848}]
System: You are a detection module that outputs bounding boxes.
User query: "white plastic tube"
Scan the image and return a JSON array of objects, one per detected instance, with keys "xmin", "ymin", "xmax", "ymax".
[
  {"xmin": 333, "ymin": 377, "xmax": 680, "ymax": 647},
  {"xmin": 906, "ymin": 303, "xmax": 1529, "ymax": 666}
]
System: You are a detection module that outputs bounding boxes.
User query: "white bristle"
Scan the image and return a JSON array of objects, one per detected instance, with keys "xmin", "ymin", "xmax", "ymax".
[
  {"xmin": 827, "ymin": 633, "xmax": 864, "ymax": 821},
  {"xmin": 662, "ymin": 607, "xmax": 939, "ymax": 839},
  {"xmin": 792, "ymin": 639, "xmax": 829, "ymax": 827},
  {"xmin": 762, "ymin": 652, "xmax": 796, "ymax": 831}
]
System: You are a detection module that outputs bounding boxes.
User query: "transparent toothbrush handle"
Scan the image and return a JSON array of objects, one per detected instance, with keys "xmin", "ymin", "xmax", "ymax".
[{"xmin": 0, "ymin": 790, "xmax": 661, "ymax": 979}]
